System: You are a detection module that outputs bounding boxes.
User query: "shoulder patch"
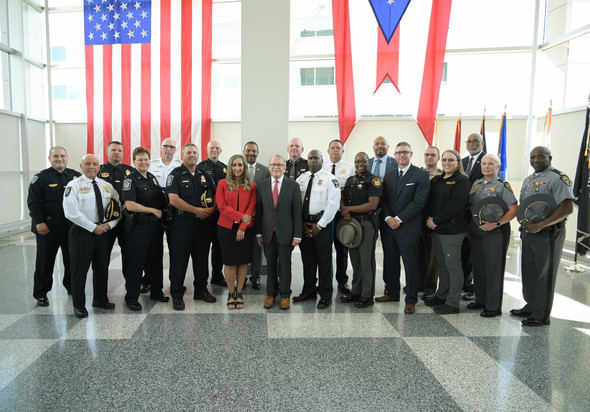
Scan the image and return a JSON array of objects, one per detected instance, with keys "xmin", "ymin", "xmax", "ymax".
[
  {"xmin": 122, "ymin": 179, "xmax": 132, "ymax": 191},
  {"xmin": 101, "ymin": 172, "xmax": 110, "ymax": 178},
  {"xmin": 125, "ymin": 169, "xmax": 131, "ymax": 176},
  {"xmin": 64, "ymin": 187, "xmax": 71, "ymax": 197},
  {"xmin": 332, "ymin": 179, "xmax": 339, "ymax": 188},
  {"xmin": 30, "ymin": 174, "xmax": 39, "ymax": 184},
  {"xmin": 371, "ymin": 177, "xmax": 382, "ymax": 188},
  {"xmin": 504, "ymin": 182, "xmax": 513, "ymax": 192},
  {"xmin": 561, "ymin": 175, "xmax": 571, "ymax": 186},
  {"xmin": 166, "ymin": 174, "xmax": 174, "ymax": 187}
]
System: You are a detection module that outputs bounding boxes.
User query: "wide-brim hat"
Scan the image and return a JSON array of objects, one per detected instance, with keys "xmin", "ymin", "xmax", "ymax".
[
  {"xmin": 517, "ymin": 194, "xmax": 557, "ymax": 223},
  {"xmin": 471, "ymin": 197, "xmax": 508, "ymax": 226},
  {"xmin": 336, "ymin": 218, "xmax": 362, "ymax": 248},
  {"xmin": 105, "ymin": 199, "xmax": 121, "ymax": 221}
]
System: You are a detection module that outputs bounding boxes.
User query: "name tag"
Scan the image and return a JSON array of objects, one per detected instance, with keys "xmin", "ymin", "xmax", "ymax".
[{"xmin": 405, "ymin": 183, "xmax": 415, "ymax": 186}]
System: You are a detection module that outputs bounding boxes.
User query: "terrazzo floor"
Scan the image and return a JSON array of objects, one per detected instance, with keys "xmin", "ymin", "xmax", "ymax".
[{"xmin": 0, "ymin": 231, "xmax": 589, "ymax": 411}]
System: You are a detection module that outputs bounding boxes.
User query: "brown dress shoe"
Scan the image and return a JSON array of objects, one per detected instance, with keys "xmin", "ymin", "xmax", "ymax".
[
  {"xmin": 280, "ymin": 297, "xmax": 290, "ymax": 310},
  {"xmin": 264, "ymin": 296, "xmax": 275, "ymax": 309},
  {"xmin": 404, "ymin": 303, "xmax": 416, "ymax": 314},
  {"xmin": 375, "ymin": 295, "xmax": 400, "ymax": 303}
]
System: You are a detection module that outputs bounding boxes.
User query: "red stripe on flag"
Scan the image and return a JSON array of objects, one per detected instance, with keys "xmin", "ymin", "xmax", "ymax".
[
  {"xmin": 102, "ymin": 44, "xmax": 113, "ymax": 161},
  {"xmin": 201, "ymin": 0, "xmax": 213, "ymax": 159},
  {"xmin": 141, "ymin": 44, "xmax": 151, "ymax": 149},
  {"xmin": 453, "ymin": 117, "xmax": 461, "ymax": 152},
  {"xmin": 375, "ymin": 25, "xmax": 400, "ymax": 93},
  {"xmin": 84, "ymin": 46, "xmax": 94, "ymax": 155},
  {"xmin": 160, "ymin": 0, "xmax": 171, "ymax": 141},
  {"xmin": 181, "ymin": 0, "xmax": 192, "ymax": 151},
  {"xmin": 332, "ymin": 0, "xmax": 356, "ymax": 145},
  {"xmin": 416, "ymin": 0, "xmax": 453, "ymax": 145},
  {"xmin": 121, "ymin": 44, "xmax": 132, "ymax": 165}
]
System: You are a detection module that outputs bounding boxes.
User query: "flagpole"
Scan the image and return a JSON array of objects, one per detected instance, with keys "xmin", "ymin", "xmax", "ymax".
[{"xmin": 566, "ymin": 92, "xmax": 590, "ymax": 273}]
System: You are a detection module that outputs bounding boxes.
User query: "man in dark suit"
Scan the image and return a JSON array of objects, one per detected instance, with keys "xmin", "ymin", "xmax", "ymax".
[
  {"xmin": 256, "ymin": 154, "xmax": 302, "ymax": 310},
  {"xmin": 375, "ymin": 142, "xmax": 430, "ymax": 314},
  {"xmin": 243, "ymin": 141, "xmax": 271, "ymax": 290},
  {"xmin": 462, "ymin": 133, "xmax": 486, "ymax": 184},
  {"xmin": 368, "ymin": 136, "xmax": 398, "ymax": 180},
  {"xmin": 460, "ymin": 132, "xmax": 486, "ymax": 298}
]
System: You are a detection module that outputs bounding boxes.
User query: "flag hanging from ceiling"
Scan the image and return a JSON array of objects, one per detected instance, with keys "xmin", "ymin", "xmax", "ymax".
[
  {"xmin": 498, "ymin": 112, "xmax": 507, "ymax": 180},
  {"xmin": 83, "ymin": 0, "xmax": 212, "ymax": 165},
  {"xmin": 480, "ymin": 112, "xmax": 487, "ymax": 153},
  {"xmin": 573, "ymin": 105, "xmax": 590, "ymax": 256},
  {"xmin": 543, "ymin": 104, "xmax": 552, "ymax": 148},
  {"xmin": 453, "ymin": 116, "xmax": 461, "ymax": 153}
]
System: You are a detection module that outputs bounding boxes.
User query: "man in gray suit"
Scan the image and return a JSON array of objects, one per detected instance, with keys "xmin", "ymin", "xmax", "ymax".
[
  {"xmin": 256, "ymin": 154, "xmax": 302, "ymax": 310},
  {"xmin": 368, "ymin": 136, "xmax": 398, "ymax": 180},
  {"xmin": 244, "ymin": 141, "xmax": 271, "ymax": 290}
]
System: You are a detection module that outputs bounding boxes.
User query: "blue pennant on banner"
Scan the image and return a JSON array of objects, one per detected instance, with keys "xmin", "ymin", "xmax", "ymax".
[{"xmin": 368, "ymin": 0, "xmax": 412, "ymax": 43}]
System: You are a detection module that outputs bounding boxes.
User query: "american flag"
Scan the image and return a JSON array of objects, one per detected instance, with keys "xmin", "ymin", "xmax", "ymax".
[{"xmin": 83, "ymin": 0, "xmax": 212, "ymax": 165}]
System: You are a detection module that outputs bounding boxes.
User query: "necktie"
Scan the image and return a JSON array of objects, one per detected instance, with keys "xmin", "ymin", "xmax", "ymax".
[
  {"xmin": 92, "ymin": 180, "xmax": 105, "ymax": 223},
  {"xmin": 289, "ymin": 162, "xmax": 296, "ymax": 179},
  {"xmin": 375, "ymin": 159, "xmax": 383, "ymax": 179},
  {"xmin": 331, "ymin": 163, "xmax": 336, "ymax": 175},
  {"xmin": 249, "ymin": 165, "xmax": 254, "ymax": 180},
  {"xmin": 466, "ymin": 157, "xmax": 474, "ymax": 174},
  {"xmin": 302, "ymin": 174, "xmax": 314, "ymax": 221},
  {"xmin": 399, "ymin": 170, "xmax": 404, "ymax": 181},
  {"xmin": 272, "ymin": 179, "xmax": 279, "ymax": 207}
]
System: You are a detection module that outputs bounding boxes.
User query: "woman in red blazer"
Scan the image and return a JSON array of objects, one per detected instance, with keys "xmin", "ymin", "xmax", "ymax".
[{"xmin": 216, "ymin": 154, "xmax": 258, "ymax": 309}]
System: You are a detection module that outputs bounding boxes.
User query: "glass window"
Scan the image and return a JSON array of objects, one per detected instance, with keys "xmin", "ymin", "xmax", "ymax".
[
  {"xmin": 0, "ymin": 50, "xmax": 10, "ymax": 110},
  {"xmin": 212, "ymin": 1, "xmax": 241, "ymax": 60},
  {"xmin": 23, "ymin": 3, "xmax": 45, "ymax": 63},
  {"xmin": 570, "ymin": 1, "xmax": 590, "ymax": 33},
  {"xmin": 52, "ymin": 84, "xmax": 67, "ymax": 100},
  {"xmin": 26, "ymin": 63, "xmax": 46, "ymax": 119},
  {"xmin": 50, "ymin": 68, "xmax": 85, "ymax": 121},
  {"xmin": 211, "ymin": 62, "xmax": 240, "ymax": 121},
  {"xmin": 48, "ymin": 11, "xmax": 84, "ymax": 67},
  {"xmin": 299, "ymin": 68, "xmax": 314, "ymax": 86},
  {"xmin": 0, "ymin": 0, "xmax": 7, "ymax": 44},
  {"xmin": 315, "ymin": 67, "xmax": 334, "ymax": 85}
]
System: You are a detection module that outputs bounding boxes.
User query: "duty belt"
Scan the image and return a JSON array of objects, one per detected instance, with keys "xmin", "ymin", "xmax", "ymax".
[
  {"xmin": 136, "ymin": 213, "xmax": 159, "ymax": 223},
  {"xmin": 305, "ymin": 212, "xmax": 324, "ymax": 223}
]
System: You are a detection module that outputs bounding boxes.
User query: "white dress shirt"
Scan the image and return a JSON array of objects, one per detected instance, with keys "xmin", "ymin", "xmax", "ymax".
[
  {"xmin": 296, "ymin": 169, "xmax": 341, "ymax": 229},
  {"xmin": 322, "ymin": 159, "xmax": 354, "ymax": 187},
  {"xmin": 149, "ymin": 158, "xmax": 182, "ymax": 187}
]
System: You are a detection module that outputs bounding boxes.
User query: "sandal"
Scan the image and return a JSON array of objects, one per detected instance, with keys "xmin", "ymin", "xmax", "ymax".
[
  {"xmin": 235, "ymin": 292, "xmax": 244, "ymax": 309},
  {"xmin": 227, "ymin": 291, "xmax": 236, "ymax": 310}
]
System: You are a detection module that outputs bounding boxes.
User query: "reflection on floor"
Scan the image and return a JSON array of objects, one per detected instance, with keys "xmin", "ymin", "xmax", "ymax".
[{"xmin": 0, "ymin": 232, "xmax": 589, "ymax": 411}]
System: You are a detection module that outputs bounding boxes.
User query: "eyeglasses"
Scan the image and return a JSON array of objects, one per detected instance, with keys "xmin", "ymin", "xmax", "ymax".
[
  {"xmin": 465, "ymin": 140, "xmax": 480, "ymax": 144},
  {"xmin": 424, "ymin": 153, "xmax": 438, "ymax": 157},
  {"xmin": 269, "ymin": 163, "xmax": 285, "ymax": 167},
  {"xmin": 394, "ymin": 151, "xmax": 410, "ymax": 156},
  {"xmin": 441, "ymin": 158, "xmax": 458, "ymax": 163},
  {"xmin": 162, "ymin": 145, "xmax": 176, "ymax": 149}
]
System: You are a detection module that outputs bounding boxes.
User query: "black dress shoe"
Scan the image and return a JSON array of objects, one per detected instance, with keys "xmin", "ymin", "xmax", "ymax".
[
  {"xmin": 150, "ymin": 294, "xmax": 170, "ymax": 302},
  {"xmin": 338, "ymin": 284, "xmax": 351, "ymax": 295},
  {"xmin": 172, "ymin": 298, "xmax": 185, "ymax": 311},
  {"xmin": 36, "ymin": 297, "xmax": 49, "ymax": 307},
  {"xmin": 420, "ymin": 293, "xmax": 435, "ymax": 301},
  {"xmin": 74, "ymin": 307, "xmax": 88, "ymax": 318},
  {"xmin": 211, "ymin": 278, "xmax": 228, "ymax": 287},
  {"xmin": 466, "ymin": 302, "xmax": 486, "ymax": 310},
  {"xmin": 92, "ymin": 301, "xmax": 115, "ymax": 309},
  {"xmin": 251, "ymin": 279, "xmax": 261, "ymax": 290},
  {"xmin": 510, "ymin": 308, "xmax": 532, "ymax": 317},
  {"xmin": 340, "ymin": 294, "xmax": 360, "ymax": 303},
  {"xmin": 480, "ymin": 310, "xmax": 502, "ymax": 318},
  {"xmin": 140, "ymin": 284, "xmax": 150, "ymax": 293},
  {"xmin": 433, "ymin": 304, "xmax": 460, "ymax": 314},
  {"xmin": 522, "ymin": 317, "xmax": 550, "ymax": 326},
  {"xmin": 194, "ymin": 291, "xmax": 217, "ymax": 303},
  {"xmin": 354, "ymin": 297, "xmax": 374, "ymax": 308},
  {"xmin": 317, "ymin": 299, "xmax": 331, "ymax": 309},
  {"xmin": 127, "ymin": 302, "xmax": 142, "ymax": 311},
  {"xmin": 292, "ymin": 293, "xmax": 317, "ymax": 303},
  {"xmin": 424, "ymin": 296, "xmax": 445, "ymax": 307}
]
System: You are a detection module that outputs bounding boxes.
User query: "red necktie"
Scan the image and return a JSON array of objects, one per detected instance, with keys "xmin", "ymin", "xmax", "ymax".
[{"xmin": 272, "ymin": 179, "xmax": 279, "ymax": 207}]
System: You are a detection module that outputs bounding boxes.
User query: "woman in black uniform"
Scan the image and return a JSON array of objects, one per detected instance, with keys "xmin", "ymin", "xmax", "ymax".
[{"xmin": 121, "ymin": 147, "xmax": 169, "ymax": 311}]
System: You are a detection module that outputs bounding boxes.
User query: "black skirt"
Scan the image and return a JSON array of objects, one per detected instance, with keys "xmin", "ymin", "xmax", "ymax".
[{"xmin": 217, "ymin": 224, "xmax": 255, "ymax": 265}]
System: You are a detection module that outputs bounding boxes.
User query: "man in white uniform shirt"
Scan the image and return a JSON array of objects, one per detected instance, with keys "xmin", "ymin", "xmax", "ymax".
[
  {"xmin": 322, "ymin": 139, "xmax": 354, "ymax": 294},
  {"xmin": 63, "ymin": 154, "xmax": 121, "ymax": 318},
  {"xmin": 294, "ymin": 150, "xmax": 341, "ymax": 309},
  {"xmin": 149, "ymin": 137, "xmax": 182, "ymax": 187}
]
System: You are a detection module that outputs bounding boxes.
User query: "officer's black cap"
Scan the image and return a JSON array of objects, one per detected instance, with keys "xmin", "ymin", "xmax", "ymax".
[{"xmin": 517, "ymin": 194, "xmax": 557, "ymax": 223}]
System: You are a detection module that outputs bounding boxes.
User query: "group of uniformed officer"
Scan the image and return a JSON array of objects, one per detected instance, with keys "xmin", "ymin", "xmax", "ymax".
[{"xmin": 28, "ymin": 135, "xmax": 573, "ymax": 324}]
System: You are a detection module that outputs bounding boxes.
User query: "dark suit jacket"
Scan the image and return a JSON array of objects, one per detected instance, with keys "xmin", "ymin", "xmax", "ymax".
[
  {"xmin": 250, "ymin": 162, "xmax": 271, "ymax": 184},
  {"xmin": 369, "ymin": 155, "xmax": 398, "ymax": 178},
  {"xmin": 381, "ymin": 165, "xmax": 430, "ymax": 235},
  {"xmin": 256, "ymin": 177, "xmax": 302, "ymax": 245},
  {"xmin": 462, "ymin": 152, "xmax": 485, "ymax": 184}
]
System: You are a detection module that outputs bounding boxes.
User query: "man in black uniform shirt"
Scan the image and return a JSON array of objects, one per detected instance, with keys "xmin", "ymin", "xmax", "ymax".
[
  {"xmin": 197, "ymin": 139, "xmax": 227, "ymax": 287},
  {"xmin": 167, "ymin": 143, "xmax": 218, "ymax": 310},
  {"xmin": 27, "ymin": 146, "xmax": 81, "ymax": 306},
  {"xmin": 99, "ymin": 141, "xmax": 133, "ymax": 276},
  {"xmin": 285, "ymin": 138, "xmax": 309, "ymax": 179}
]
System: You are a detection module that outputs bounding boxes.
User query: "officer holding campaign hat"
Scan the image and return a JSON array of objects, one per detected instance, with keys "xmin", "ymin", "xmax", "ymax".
[{"xmin": 468, "ymin": 154, "xmax": 517, "ymax": 318}]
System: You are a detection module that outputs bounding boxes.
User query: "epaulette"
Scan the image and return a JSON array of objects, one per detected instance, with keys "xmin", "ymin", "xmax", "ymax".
[{"xmin": 551, "ymin": 168, "xmax": 571, "ymax": 187}]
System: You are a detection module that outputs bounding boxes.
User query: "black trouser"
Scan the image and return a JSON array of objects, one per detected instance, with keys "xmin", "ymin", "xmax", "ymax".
[
  {"xmin": 248, "ymin": 235, "xmax": 264, "ymax": 282},
  {"xmin": 264, "ymin": 233, "xmax": 294, "ymax": 298},
  {"xmin": 108, "ymin": 223, "xmax": 127, "ymax": 277},
  {"xmin": 331, "ymin": 212, "xmax": 349, "ymax": 286},
  {"xmin": 33, "ymin": 220, "xmax": 72, "ymax": 299},
  {"xmin": 168, "ymin": 216, "xmax": 210, "ymax": 299},
  {"xmin": 69, "ymin": 224, "xmax": 111, "ymax": 308},
  {"xmin": 207, "ymin": 212, "xmax": 224, "ymax": 281},
  {"xmin": 124, "ymin": 221, "xmax": 161, "ymax": 304},
  {"xmin": 461, "ymin": 237, "xmax": 473, "ymax": 292},
  {"xmin": 142, "ymin": 227, "xmax": 168, "ymax": 291},
  {"xmin": 418, "ymin": 231, "xmax": 438, "ymax": 295},
  {"xmin": 299, "ymin": 225, "xmax": 333, "ymax": 300}
]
